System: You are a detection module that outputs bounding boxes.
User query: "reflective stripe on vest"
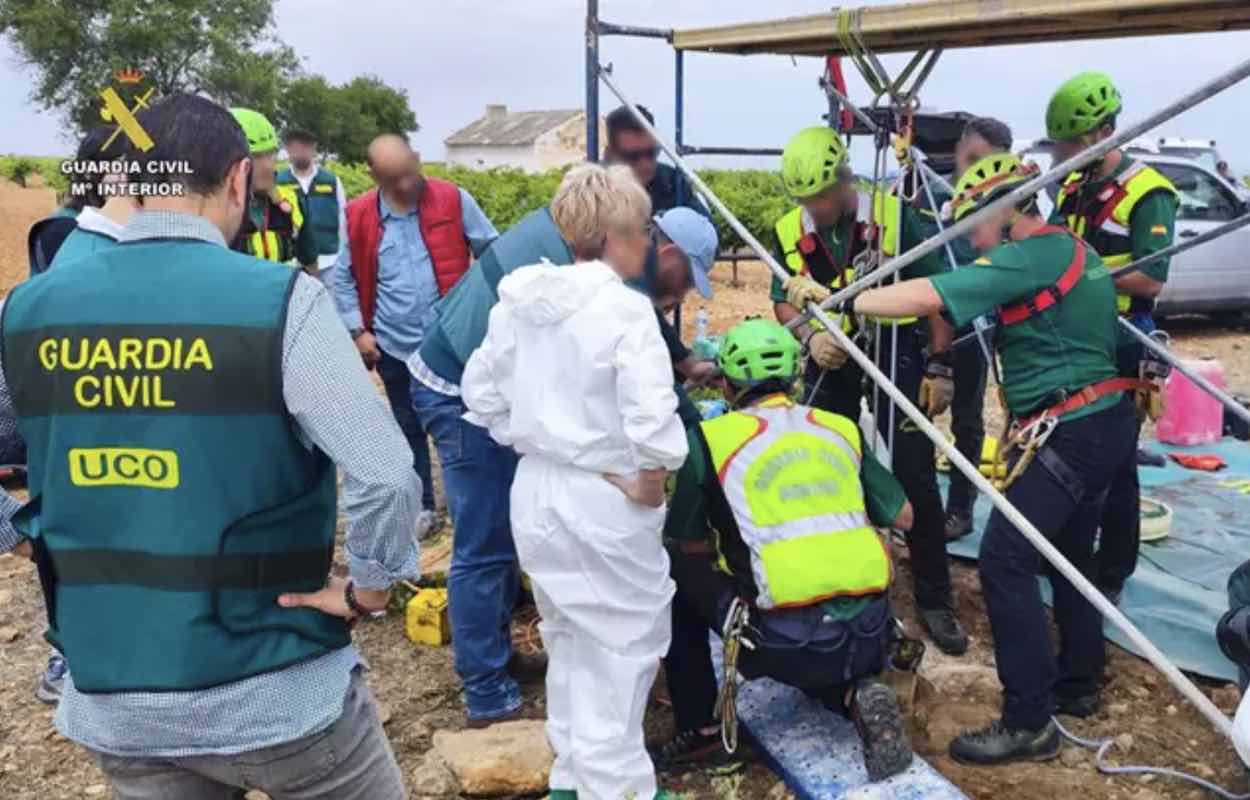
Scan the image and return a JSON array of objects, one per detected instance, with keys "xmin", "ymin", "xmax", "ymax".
[
  {"xmin": 774, "ymin": 207, "xmax": 856, "ymax": 333},
  {"xmin": 1057, "ymin": 163, "xmax": 1177, "ymax": 314},
  {"xmin": 701, "ymin": 400, "xmax": 890, "ymax": 609}
]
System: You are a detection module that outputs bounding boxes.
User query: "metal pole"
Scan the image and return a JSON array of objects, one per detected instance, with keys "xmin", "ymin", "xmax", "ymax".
[
  {"xmin": 823, "ymin": 82, "xmax": 954, "ymax": 195},
  {"xmin": 951, "ymin": 210, "xmax": 1250, "ymax": 350},
  {"xmin": 585, "ymin": 0, "xmax": 601, "ymax": 162},
  {"xmin": 1120, "ymin": 319, "xmax": 1250, "ymax": 427},
  {"xmin": 793, "ymin": 56, "xmax": 1250, "ymax": 329},
  {"xmin": 675, "ymin": 49, "xmax": 686, "ymax": 207},
  {"xmin": 597, "ymin": 66, "xmax": 1236, "ymax": 741}
]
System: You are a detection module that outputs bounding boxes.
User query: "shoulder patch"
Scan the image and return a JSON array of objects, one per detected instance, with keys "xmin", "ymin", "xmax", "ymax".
[
  {"xmin": 974, "ymin": 257, "xmax": 992, "ymax": 265},
  {"xmin": 1150, "ymin": 224, "xmax": 1168, "ymax": 236}
]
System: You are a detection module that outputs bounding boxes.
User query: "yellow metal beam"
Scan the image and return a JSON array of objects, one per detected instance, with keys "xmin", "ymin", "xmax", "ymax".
[{"xmin": 672, "ymin": 0, "xmax": 1250, "ymax": 56}]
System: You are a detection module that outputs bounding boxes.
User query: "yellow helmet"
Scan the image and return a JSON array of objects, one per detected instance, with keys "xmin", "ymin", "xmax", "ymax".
[{"xmin": 950, "ymin": 153, "xmax": 1039, "ymax": 222}]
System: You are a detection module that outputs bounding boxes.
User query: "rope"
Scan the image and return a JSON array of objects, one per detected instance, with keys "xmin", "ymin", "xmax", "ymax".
[
  {"xmin": 716, "ymin": 597, "xmax": 754, "ymax": 754},
  {"xmin": 1052, "ymin": 716, "xmax": 1250, "ymax": 800}
]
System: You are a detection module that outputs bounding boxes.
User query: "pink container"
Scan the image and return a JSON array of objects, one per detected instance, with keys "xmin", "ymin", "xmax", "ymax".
[{"xmin": 1156, "ymin": 357, "xmax": 1226, "ymax": 446}]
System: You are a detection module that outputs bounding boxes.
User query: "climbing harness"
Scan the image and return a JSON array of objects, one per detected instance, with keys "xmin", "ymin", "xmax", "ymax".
[{"xmin": 716, "ymin": 597, "xmax": 757, "ymax": 754}]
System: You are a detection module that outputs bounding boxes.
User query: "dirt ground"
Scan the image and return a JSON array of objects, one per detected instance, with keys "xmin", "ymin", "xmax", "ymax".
[{"xmin": 0, "ymin": 181, "xmax": 1248, "ymax": 799}]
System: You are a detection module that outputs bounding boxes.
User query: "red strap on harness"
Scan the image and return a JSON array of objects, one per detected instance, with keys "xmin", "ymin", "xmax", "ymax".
[
  {"xmin": 998, "ymin": 227, "xmax": 1087, "ymax": 326},
  {"xmin": 1018, "ymin": 376, "xmax": 1151, "ymax": 430}
]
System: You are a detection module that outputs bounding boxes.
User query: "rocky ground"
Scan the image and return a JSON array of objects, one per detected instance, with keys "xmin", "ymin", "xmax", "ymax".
[{"xmin": 0, "ymin": 182, "xmax": 1247, "ymax": 799}]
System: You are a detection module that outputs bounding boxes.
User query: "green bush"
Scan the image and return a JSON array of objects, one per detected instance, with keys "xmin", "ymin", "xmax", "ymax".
[
  {"xmin": 0, "ymin": 156, "xmax": 37, "ymax": 187},
  {"xmin": 322, "ymin": 161, "xmax": 790, "ymax": 254}
]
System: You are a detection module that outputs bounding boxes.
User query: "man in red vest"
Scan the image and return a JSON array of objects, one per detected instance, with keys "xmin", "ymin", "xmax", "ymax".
[{"xmin": 334, "ymin": 135, "xmax": 498, "ymax": 538}]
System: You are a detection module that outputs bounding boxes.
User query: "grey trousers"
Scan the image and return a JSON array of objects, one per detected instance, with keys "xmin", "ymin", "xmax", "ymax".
[{"xmin": 92, "ymin": 671, "xmax": 405, "ymax": 800}]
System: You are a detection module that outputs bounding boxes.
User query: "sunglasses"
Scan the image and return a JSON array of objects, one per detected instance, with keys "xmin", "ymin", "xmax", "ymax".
[{"xmin": 618, "ymin": 146, "xmax": 660, "ymax": 164}]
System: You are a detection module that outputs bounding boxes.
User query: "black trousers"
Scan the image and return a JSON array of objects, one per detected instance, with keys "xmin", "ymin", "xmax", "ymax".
[
  {"xmin": 663, "ymin": 548, "xmax": 891, "ymax": 732},
  {"xmin": 947, "ymin": 333, "xmax": 988, "ymax": 518},
  {"xmin": 802, "ymin": 356, "xmax": 863, "ymax": 422},
  {"xmin": 869, "ymin": 324, "xmax": 953, "ymax": 611},
  {"xmin": 1096, "ymin": 343, "xmax": 1145, "ymax": 592},
  {"xmin": 979, "ymin": 398, "xmax": 1137, "ymax": 731}
]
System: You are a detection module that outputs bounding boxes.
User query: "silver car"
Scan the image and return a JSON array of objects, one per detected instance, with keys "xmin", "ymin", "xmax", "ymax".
[{"xmin": 1021, "ymin": 148, "xmax": 1250, "ymax": 317}]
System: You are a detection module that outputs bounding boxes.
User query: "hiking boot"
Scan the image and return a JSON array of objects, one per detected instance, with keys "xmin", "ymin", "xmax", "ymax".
[
  {"xmin": 1054, "ymin": 692, "xmax": 1100, "ymax": 718},
  {"xmin": 649, "ymin": 728, "xmax": 744, "ymax": 774},
  {"xmin": 949, "ymin": 719, "xmax": 1060, "ymax": 766},
  {"xmin": 36, "ymin": 652, "xmax": 67, "ymax": 705},
  {"xmin": 465, "ymin": 705, "xmax": 526, "ymax": 729},
  {"xmin": 850, "ymin": 679, "xmax": 913, "ymax": 782},
  {"xmin": 508, "ymin": 650, "xmax": 548, "ymax": 683},
  {"xmin": 944, "ymin": 510, "xmax": 974, "ymax": 542},
  {"xmin": 918, "ymin": 606, "xmax": 969, "ymax": 656}
]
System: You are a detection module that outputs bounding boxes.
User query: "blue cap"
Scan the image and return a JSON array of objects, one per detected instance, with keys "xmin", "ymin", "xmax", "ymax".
[{"xmin": 655, "ymin": 207, "xmax": 718, "ymax": 299}]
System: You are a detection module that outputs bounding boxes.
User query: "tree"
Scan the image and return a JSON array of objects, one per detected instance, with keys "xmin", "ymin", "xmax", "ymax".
[
  {"xmin": 279, "ymin": 74, "xmax": 418, "ymax": 164},
  {"xmin": 0, "ymin": 0, "xmax": 291, "ymax": 133}
]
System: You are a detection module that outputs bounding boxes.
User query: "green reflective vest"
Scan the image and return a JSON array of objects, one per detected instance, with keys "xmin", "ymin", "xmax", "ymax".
[
  {"xmin": 277, "ymin": 167, "xmax": 341, "ymax": 256},
  {"xmin": 700, "ymin": 396, "xmax": 890, "ymax": 609},
  {"xmin": 1056, "ymin": 162, "xmax": 1177, "ymax": 314},
  {"xmin": 1, "ymin": 239, "xmax": 348, "ymax": 693}
]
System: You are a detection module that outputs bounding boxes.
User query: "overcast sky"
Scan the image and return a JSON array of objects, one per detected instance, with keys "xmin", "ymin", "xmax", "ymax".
[{"xmin": 2, "ymin": 0, "xmax": 1249, "ymax": 171}]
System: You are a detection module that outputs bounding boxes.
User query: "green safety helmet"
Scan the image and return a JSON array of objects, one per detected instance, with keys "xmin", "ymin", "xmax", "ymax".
[
  {"xmin": 230, "ymin": 107, "xmax": 279, "ymax": 155},
  {"xmin": 950, "ymin": 153, "xmax": 1038, "ymax": 222},
  {"xmin": 718, "ymin": 318, "xmax": 801, "ymax": 387},
  {"xmin": 1045, "ymin": 71, "xmax": 1122, "ymax": 141},
  {"xmin": 781, "ymin": 126, "xmax": 849, "ymax": 199}
]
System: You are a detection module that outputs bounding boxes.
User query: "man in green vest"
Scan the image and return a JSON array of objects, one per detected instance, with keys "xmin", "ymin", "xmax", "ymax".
[
  {"xmin": 777, "ymin": 126, "xmax": 969, "ymax": 655},
  {"xmin": 0, "ymin": 93, "xmax": 418, "ymax": 798},
  {"xmin": 653, "ymin": 318, "xmax": 915, "ymax": 783},
  {"xmin": 1046, "ymin": 72, "xmax": 1179, "ymax": 606},
  {"xmin": 229, "ymin": 107, "xmax": 319, "ymax": 273},
  {"xmin": 277, "ymin": 128, "xmax": 346, "ymax": 280}
]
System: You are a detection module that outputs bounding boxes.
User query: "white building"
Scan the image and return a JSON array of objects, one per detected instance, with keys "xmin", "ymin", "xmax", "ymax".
[{"xmin": 445, "ymin": 105, "xmax": 605, "ymax": 172}]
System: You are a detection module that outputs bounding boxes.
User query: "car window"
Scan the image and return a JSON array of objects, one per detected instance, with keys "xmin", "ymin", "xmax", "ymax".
[{"xmin": 1153, "ymin": 163, "xmax": 1239, "ymax": 222}]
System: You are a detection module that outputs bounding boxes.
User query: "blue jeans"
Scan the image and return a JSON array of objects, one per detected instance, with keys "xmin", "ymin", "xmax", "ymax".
[
  {"xmin": 410, "ymin": 381, "xmax": 521, "ymax": 720},
  {"xmin": 1230, "ymin": 560, "xmax": 1250, "ymax": 692},
  {"xmin": 375, "ymin": 350, "xmax": 435, "ymax": 511}
]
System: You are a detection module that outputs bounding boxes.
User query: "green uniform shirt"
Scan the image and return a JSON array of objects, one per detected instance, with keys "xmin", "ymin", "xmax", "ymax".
[{"xmin": 931, "ymin": 231, "xmax": 1120, "ymax": 420}]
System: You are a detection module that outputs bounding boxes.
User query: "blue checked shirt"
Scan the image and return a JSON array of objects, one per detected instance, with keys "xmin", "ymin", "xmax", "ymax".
[{"xmin": 0, "ymin": 210, "xmax": 421, "ymax": 757}]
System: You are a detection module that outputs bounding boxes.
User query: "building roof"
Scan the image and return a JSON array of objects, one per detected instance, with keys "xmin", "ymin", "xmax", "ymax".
[{"xmin": 445, "ymin": 106, "xmax": 583, "ymax": 147}]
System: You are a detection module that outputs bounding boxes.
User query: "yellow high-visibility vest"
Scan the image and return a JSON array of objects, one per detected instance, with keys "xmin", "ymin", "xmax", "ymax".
[
  {"xmin": 1056, "ymin": 162, "xmax": 1176, "ymax": 314},
  {"xmin": 700, "ymin": 396, "xmax": 890, "ymax": 609}
]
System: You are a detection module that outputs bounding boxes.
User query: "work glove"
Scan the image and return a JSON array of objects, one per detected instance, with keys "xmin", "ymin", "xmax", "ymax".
[
  {"xmin": 806, "ymin": 330, "xmax": 849, "ymax": 371},
  {"xmin": 783, "ymin": 274, "xmax": 831, "ymax": 311},
  {"xmin": 919, "ymin": 353, "xmax": 955, "ymax": 417},
  {"xmin": 603, "ymin": 468, "xmax": 668, "ymax": 508}
]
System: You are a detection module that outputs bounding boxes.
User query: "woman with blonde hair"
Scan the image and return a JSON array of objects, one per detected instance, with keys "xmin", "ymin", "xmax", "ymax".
[{"xmin": 463, "ymin": 163, "xmax": 688, "ymax": 800}]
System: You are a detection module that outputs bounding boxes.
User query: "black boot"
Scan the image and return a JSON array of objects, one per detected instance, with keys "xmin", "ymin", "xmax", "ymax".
[
  {"xmin": 949, "ymin": 719, "xmax": 1060, "ymax": 766},
  {"xmin": 649, "ymin": 728, "xmax": 745, "ymax": 774},
  {"xmin": 944, "ymin": 510, "xmax": 974, "ymax": 542},
  {"xmin": 918, "ymin": 606, "xmax": 969, "ymax": 655},
  {"xmin": 850, "ymin": 679, "xmax": 913, "ymax": 782},
  {"xmin": 1053, "ymin": 692, "xmax": 1100, "ymax": 718}
]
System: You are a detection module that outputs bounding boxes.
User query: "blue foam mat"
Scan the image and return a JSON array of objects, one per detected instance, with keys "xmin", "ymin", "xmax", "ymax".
[
  {"xmin": 711, "ymin": 636, "xmax": 967, "ymax": 800},
  {"xmin": 944, "ymin": 436, "xmax": 1250, "ymax": 682}
]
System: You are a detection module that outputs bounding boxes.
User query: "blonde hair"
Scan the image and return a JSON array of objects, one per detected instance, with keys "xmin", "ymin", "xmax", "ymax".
[{"xmin": 551, "ymin": 163, "xmax": 651, "ymax": 260}]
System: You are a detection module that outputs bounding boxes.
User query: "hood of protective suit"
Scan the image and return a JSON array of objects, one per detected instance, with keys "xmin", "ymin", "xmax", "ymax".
[{"xmin": 497, "ymin": 261, "xmax": 620, "ymax": 326}]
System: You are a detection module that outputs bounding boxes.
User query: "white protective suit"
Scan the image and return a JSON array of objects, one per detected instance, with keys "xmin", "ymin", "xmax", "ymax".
[{"xmin": 462, "ymin": 259, "xmax": 689, "ymax": 800}]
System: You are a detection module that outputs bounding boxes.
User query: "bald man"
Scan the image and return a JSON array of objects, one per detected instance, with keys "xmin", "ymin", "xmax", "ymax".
[{"xmin": 334, "ymin": 134, "xmax": 498, "ymax": 538}]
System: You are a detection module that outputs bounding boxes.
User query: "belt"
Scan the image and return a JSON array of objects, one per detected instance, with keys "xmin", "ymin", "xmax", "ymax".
[{"xmin": 1018, "ymin": 376, "xmax": 1150, "ymax": 430}]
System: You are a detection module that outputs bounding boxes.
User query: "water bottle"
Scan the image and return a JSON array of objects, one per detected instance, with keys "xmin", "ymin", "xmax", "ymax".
[{"xmin": 695, "ymin": 307, "xmax": 709, "ymax": 341}]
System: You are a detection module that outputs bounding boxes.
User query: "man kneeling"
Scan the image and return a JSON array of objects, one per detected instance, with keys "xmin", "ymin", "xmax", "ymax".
[{"xmin": 653, "ymin": 318, "xmax": 915, "ymax": 782}]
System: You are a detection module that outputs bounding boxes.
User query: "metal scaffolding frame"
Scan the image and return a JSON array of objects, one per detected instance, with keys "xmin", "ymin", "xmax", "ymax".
[{"xmin": 584, "ymin": 0, "xmax": 1250, "ymax": 749}]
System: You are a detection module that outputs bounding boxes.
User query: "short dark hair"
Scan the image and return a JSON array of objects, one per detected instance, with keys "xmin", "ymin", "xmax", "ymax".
[
  {"xmin": 962, "ymin": 117, "xmax": 1013, "ymax": 151},
  {"xmin": 67, "ymin": 125, "xmax": 128, "ymax": 210},
  {"xmin": 129, "ymin": 93, "xmax": 249, "ymax": 195},
  {"xmin": 606, "ymin": 104, "xmax": 655, "ymax": 146},
  {"xmin": 282, "ymin": 128, "xmax": 317, "ymax": 145}
]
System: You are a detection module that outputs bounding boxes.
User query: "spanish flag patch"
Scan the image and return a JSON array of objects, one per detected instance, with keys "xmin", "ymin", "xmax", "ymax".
[
  {"xmin": 974, "ymin": 257, "xmax": 992, "ymax": 265},
  {"xmin": 1150, "ymin": 224, "xmax": 1168, "ymax": 235}
]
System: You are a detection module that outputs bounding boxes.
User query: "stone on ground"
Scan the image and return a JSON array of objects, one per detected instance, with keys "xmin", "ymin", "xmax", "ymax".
[{"xmin": 431, "ymin": 720, "xmax": 552, "ymax": 796}]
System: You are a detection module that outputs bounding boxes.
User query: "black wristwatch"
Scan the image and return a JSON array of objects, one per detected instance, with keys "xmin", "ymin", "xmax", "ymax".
[
  {"xmin": 349, "ymin": 327, "xmax": 367, "ymax": 341},
  {"xmin": 344, "ymin": 580, "xmax": 373, "ymax": 618}
]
